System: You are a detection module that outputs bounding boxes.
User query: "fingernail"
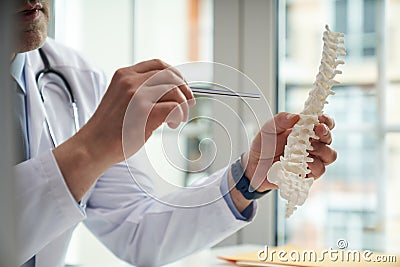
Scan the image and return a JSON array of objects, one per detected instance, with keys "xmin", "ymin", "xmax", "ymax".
[
  {"xmin": 168, "ymin": 121, "xmax": 180, "ymax": 129},
  {"xmin": 323, "ymin": 124, "xmax": 329, "ymax": 135},
  {"xmin": 188, "ymin": 98, "xmax": 196, "ymax": 107}
]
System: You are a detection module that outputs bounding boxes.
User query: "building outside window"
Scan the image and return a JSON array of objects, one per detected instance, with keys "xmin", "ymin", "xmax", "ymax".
[
  {"xmin": 278, "ymin": 0, "xmax": 400, "ymax": 254},
  {"xmin": 335, "ymin": 0, "xmax": 377, "ymax": 58}
]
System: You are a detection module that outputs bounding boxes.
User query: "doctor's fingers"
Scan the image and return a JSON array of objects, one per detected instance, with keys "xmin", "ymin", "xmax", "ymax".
[
  {"xmin": 127, "ymin": 60, "xmax": 194, "ymax": 102},
  {"xmin": 306, "ymin": 155, "xmax": 325, "ymax": 179},
  {"xmin": 313, "ymin": 123, "xmax": 332, "ymax": 145},
  {"xmin": 130, "ymin": 59, "xmax": 171, "ymax": 72},
  {"xmin": 141, "ymin": 69, "xmax": 194, "ymax": 105},
  {"xmin": 137, "ymin": 84, "xmax": 190, "ymax": 122},
  {"xmin": 318, "ymin": 114, "xmax": 335, "ymax": 130},
  {"xmin": 115, "ymin": 64, "xmax": 191, "ymax": 95},
  {"xmin": 307, "ymin": 141, "xmax": 337, "ymax": 166},
  {"xmin": 131, "ymin": 58, "xmax": 179, "ymax": 75},
  {"xmin": 148, "ymin": 101, "xmax": 185, "ymax": 129},
  {"xmin": 261, "ymin": 112, "xmax": 300, "ymax": 135}
]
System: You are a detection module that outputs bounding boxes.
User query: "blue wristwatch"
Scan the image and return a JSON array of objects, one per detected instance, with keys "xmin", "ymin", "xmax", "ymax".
[{"xmin": 231, "ymin": 157, "xmax": 271, "ymax": 200}]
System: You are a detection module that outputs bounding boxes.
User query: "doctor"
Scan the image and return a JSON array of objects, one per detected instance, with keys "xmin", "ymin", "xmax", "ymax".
[{"xmin": 12, "ymin": 0, "xmax": 337, "ymax": 266}]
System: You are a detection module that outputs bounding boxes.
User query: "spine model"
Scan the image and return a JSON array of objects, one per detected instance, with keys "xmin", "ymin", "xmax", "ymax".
[{"xmin": 267, "ymin": 25, "xmax": 346, "ymax": 218}]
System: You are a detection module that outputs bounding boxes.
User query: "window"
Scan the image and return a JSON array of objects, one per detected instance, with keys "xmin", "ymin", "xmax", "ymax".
[
  {"xmin": 54, "ymin": 0, "xmax": 214, "ymax": 265},
  {"xmin": 334, "ymin": 0, "xmax": 377, "ymax": 58},
  {"xmin": 133, "ymin": 0, "xmax": 214, "ymax": 190},
  {"xmin": 278, "ymin": 0, "xmax": 400, "ymax": 254}
]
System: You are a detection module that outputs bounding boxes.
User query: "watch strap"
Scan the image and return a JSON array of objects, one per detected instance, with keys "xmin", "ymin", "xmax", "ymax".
[{"xmin": 231, "ymin": 157, "xmax": 271, "ymax": 200}]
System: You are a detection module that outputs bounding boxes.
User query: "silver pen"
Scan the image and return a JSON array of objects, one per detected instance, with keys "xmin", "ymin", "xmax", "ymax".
[{"xmin": 189, "ymin": 83, "xmax": 260, "ymax": 99}]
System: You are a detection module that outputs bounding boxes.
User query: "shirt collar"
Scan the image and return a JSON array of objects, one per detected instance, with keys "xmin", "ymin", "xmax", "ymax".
[{"xmin": 10, "ymin": 53, "xmax": 27, "ymax": 94}]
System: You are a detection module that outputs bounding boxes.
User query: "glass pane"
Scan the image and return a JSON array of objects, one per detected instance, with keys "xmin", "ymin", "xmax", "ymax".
[
  {"xmin": 334, "ymin": 0, "xmax": 378, "ymax": 59},
  {"xmin": 363, "ymin": 0, "xmax": 376, "ymax": 34},
  {"xmin": 386, "ymin": 1, "xmax": 400, "ymax": 127},
  {"xmin": 54, "ymin": 0, "xmax": 214, "ymax": 265},
  {"xmin": 335, "ymin": 0, "xmax": 348, "ymax": 34},
  {"xmin": 54, "ymin": 0, "xmax": 134, "ymax": 78},
  {"xmin": 134, "ymin": 0, "xmax": 214, "ymax": 190},
  {"xmin": 134, "ymin": 0, "xmax": 213, "ymax": 64},
  {"xmin": 283, "ymin": 86, "xmax": 381, "ymax": 250},
  {"xmin": 386, "ymin": 133, "xmax": 400, "ymax": 254},
  {"xmin": 386, "ymin": 84, "xmax": 400, "ymax": 126},
  {"xmin": 278, "ymin": 0, "xmax": 393, "ymax": 253},
  {"xmin": 387, "ymin": 1, "xmax": 400, "ymax": 69}
]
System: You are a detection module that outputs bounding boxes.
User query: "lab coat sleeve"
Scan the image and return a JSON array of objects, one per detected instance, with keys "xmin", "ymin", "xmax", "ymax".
[
  {"xmin": 220, "ymin": 172, "xmax": 255, "ymax": 220},
  {"xmin": 84, "ymin": 153, "xmax": 257, "ymax": 267},
  {"xmin": 14, "ymin": 150, "xmax": 86, "ymax": 264}
]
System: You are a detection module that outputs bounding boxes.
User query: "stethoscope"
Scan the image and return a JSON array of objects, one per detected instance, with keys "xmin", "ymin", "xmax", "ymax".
[{"xmin": 35, "ymin": 48, "xmax": 79, "ymax": 147}]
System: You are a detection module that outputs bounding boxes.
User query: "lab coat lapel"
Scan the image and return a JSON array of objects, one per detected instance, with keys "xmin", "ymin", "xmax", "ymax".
[{"xmin": 24, "ymin": 53, "xmax": 53, "ymax": 157}]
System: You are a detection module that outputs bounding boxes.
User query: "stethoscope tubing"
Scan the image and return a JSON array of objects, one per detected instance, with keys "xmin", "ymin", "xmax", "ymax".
[{"xmin": 36, "ymin": 48, "xmax": 79, "ymax": 146}]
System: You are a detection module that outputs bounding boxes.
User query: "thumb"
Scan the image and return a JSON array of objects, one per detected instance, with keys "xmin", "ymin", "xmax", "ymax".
[
  {"xmin": 248, "ymin": 112, "xmax": 299, "ymax": 190},
  {"xmin": 263, "ymin": 112, "xmax": 300, "ymax": 135}
]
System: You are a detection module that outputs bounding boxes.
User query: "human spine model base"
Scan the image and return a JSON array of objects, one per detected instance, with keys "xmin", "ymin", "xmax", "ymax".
[{"xmin": 267, "ymin": 25, "xmax": 346, "ymax": 218}]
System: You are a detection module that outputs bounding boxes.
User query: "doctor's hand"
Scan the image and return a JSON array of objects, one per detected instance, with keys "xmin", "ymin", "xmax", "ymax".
[
  {"xmin": 228, "ymin": 112, "xmax": 337, "ymax": 212},
  {"xmin": 83, "ymin": 59, "xmax": 194, "ymax": 163},
  {"xmin": 53, "ymin": 59, "xmax": 194, "ymax": 201}
]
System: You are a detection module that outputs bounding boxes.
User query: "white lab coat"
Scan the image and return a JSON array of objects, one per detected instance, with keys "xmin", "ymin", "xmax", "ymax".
[{"xmin": 14, "ymin": 39, "xmax": 256, "ymax": 267}]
